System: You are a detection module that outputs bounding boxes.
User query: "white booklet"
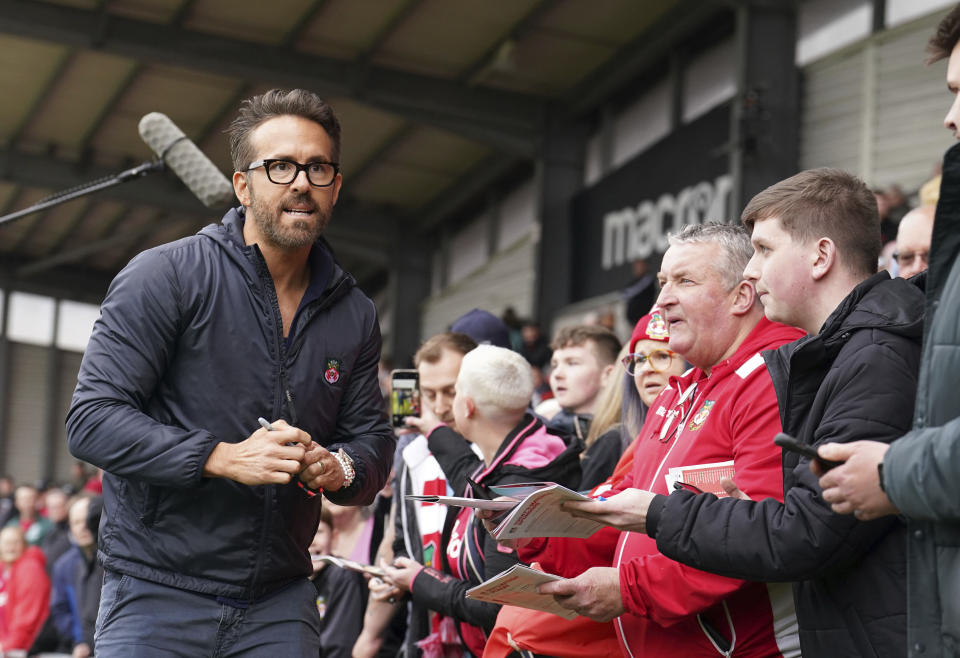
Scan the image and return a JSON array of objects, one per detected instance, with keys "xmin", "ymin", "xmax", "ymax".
[
  {"xmin": 487, "ymin": 483, "xmax": 605, "ymax": 540},
  {"xmin": 406, "ymin": 482, "xmax": 606, "ymax": 540},
  {"xmin": 466, "ymin": 563, "xmax": 577, "ymax": 620},
  {"xmin": 404, "ymin": 495, "xmax": 518, "ymax": 511},
  {"xmin": 311, "ymin": 554, "xmax": 386, "ymax": 578}
]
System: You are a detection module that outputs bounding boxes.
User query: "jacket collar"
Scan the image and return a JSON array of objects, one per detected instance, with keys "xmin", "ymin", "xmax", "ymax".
[
  {"xmin": 817, "ymin": 271, "xmax": 924, "ymax": 345},
  {"xmin": 201, "ymin": 206, "xmax": 354, "ymax": 299}
]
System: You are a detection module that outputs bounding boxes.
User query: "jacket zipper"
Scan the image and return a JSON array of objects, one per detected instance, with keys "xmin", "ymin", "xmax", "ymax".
[{"xmin": 249, "ymin": 246, "xmax": 290, "ymax": 596}]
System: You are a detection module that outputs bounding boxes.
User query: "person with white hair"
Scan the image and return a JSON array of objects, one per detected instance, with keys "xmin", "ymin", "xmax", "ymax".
[{"xmin": 381, "ymin": 345, "xmax": 582, "ymax": 657}]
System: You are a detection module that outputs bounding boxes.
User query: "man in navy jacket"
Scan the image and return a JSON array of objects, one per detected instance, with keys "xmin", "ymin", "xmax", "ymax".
[{"xmin": 66, "ymin": 89, "xmax": 394, "ymax": 656}]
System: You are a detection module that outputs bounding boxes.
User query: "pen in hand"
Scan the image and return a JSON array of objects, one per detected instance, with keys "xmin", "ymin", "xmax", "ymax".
[{"xmin": 258, "ymin": 417, "xmax": 319, "ymax": 496}]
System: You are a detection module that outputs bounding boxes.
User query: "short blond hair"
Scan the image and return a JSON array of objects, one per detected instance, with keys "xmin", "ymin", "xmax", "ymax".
[{"xmin": 457, "ymin": 345, "xmax": 533, "ymax": 418}]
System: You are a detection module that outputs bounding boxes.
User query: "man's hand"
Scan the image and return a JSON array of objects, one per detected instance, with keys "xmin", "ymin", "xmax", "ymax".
[
  {"xmin": 368, "ymin": 575, "xmax": 404, "ymax": 604},
  {"xmin": 380, "ymin": 556, "xmax": 423, "ymax": 593},
  {"xmin": 720, "ymin": 477, "xmax": 753, "ymax": 500},
  {"xmin": 537, "ymin": 567, "xmax": 624, "ymax": 622},
  {"xmin": 475, "ymin": 506, "xmax": 530, "ymax": 550},
  {"xmin": 72, "ymin": 643, "xmax": 91, "ymax": 658},
  {"xmin": 202, "ymin": 419, "xmax": 311, "ymax": 485},
  {"xmin": 403, "ymin": 402, "xmax": 443, "ymax": 437},
  {"xmin": 299, "ymin": 443, "xmax": 347, "ymax": 492},
  {"xmin": 562, "ymin": 489, "xmax": 657, "ymax": 533},
  {"xmin": 817, "ymin": 441, "xmax": 899, "ymax": 520}
]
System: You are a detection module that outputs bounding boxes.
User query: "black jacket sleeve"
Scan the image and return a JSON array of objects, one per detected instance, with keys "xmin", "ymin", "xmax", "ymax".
[
  {"xmin": 66, "ymin": 249, "xmax": 220, "ymax": 488},
  {"xmin": 654, "ymin": 337, "xmax": 918, "ymax": 580}
]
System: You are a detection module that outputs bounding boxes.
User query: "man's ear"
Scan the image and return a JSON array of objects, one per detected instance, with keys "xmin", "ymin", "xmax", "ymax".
[
  {"xmin": 233, "ymin": 171, "xmax": 251, "ymax": 207},
  {"xmin": 811, "ymin": 238, "xmax": 836, "ymax": 281},
  {"xmin": 464, "ymin": 396, "xmax": 477, "ymax": 419},
  {"xmin": 599, "ymin": 362, "xmax": 616, "ymax": 387},
  {"xmin": 729, "ymin": 279, "xmax": 757, "ymax": 316}
]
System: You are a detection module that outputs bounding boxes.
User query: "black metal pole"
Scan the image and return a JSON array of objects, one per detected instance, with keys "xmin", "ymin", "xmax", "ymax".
[{"xmin": 0, "ymin": 159, "xmax": 164, "ymax": 228}]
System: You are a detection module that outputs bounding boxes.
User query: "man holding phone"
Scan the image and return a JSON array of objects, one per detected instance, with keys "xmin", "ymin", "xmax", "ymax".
[
  {"xmin": 567, "ymin": 169, "xmax": 924, "ymax": 657},
  {"xmin": 354, "ymin": 332, "xmax": 479, "ymax": 658}
]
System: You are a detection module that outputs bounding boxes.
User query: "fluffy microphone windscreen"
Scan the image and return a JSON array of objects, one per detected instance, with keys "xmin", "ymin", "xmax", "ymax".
[{"xmin": 138, "ymin": 112, "xmax": 235, "ymax": 209}]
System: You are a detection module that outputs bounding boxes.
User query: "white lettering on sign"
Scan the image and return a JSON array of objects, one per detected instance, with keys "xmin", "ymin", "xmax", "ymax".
[{"xmin": 601, "ymin": 174, "xmax": 733, "ymax": 270}]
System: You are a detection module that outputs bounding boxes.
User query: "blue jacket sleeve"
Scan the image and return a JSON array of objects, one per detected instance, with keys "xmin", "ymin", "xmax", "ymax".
[
  {"xmin": 66, "ymin": 249, "xmax": 219, "ymax": 488},
  {"xmin": 49, "ymin": 551, "xmax": 81, "ymax": 645},
  {"xmin": 324, "ymin": 305, "xmax": 396, "ymax": 507}
]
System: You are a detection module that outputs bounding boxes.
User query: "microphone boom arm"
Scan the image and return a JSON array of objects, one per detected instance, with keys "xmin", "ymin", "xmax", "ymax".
[{"xmin": 0, "ymin": 159, "xmax": 165, "ymax": 228}]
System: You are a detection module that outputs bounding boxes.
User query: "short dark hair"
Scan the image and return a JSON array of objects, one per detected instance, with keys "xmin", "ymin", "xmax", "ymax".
[
  {"xmin": 413, "ymin": 332, "xmax": 478, "ymax": 368},
  {"xmin": 928, "ymin": 4, "xmax": 960, "ymax": 64},
  {"xmin": 227, "ymin": 89, "xmax": 342, "ymax": 171},
  {"xmin": 550, "ymin": 326, "xmax": 621, "ymax": 366},
  {"xmin": 741, "ymin": 168, "xmax": 880, "ymax": 277}
]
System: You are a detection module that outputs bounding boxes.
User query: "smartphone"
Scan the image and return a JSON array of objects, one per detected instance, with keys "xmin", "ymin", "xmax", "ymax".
[
  {"xmin": 773, "ymin": 433, "xmax": 843, "ymax": 471},
  {"xmin": 390, "ymin": 369, "xmax": 420, "ymax": 427}
]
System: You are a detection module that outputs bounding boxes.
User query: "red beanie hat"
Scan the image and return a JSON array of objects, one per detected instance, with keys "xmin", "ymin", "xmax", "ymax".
[{"xmin": 630, "ymin": 307, "xmax": 670, "ymax": 353}]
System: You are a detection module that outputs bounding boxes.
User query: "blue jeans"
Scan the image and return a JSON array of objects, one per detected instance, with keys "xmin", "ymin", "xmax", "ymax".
[{"xmin": 94, "ymin": 570, "xmax": 321, "ymax": 657}]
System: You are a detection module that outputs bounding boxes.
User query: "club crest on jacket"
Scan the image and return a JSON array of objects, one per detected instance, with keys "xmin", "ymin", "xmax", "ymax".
[{"xmin": 324, "ymin": 358, "xmax": 341, "ymax": 384}]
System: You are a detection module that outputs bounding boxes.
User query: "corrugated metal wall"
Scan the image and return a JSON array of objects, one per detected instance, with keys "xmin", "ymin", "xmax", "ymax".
[{"xmin": 801, "ymin": 9, "xmax": 955, "ymax": 190}]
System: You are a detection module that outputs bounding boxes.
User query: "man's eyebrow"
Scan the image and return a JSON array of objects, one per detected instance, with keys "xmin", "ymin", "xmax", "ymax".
[{"xmin": 949, "ymin": 83, "xmax": 959, "ymax": 93}]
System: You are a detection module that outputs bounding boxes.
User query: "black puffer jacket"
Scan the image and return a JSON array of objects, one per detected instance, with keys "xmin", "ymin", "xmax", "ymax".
[
  {"xmin": 67, "ymin": 208, "xmax": 394, "ymax": 600},
  {"xmin": 652, "ymin": 272, "xmax": 923, "ymax": 658}
]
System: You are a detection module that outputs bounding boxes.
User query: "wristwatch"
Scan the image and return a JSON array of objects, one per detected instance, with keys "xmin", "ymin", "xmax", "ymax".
[{"xmin": 335, "ymin": 448, "xmax": 355, "ymax": 488}]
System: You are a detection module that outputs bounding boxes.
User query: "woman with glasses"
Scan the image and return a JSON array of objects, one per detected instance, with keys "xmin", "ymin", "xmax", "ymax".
[{"xmin": 580, "ymin": 309, "xmax": 686, "ymax": 490}]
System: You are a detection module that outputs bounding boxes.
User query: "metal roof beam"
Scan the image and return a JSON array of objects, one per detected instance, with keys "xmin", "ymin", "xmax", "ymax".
[
  {"xmin": 566, "ymin": 0, "xmax": 728, "ymax": 116},
  {"xmin": 0, "ymin": 0, "xmax": 545, "ymax": 157}
]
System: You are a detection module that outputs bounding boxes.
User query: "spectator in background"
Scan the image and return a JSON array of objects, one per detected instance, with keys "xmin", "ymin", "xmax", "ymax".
[
  {"xmin": 5, "ymin": 485, "xmax": 52, "ymax": 546},
  {"xmin": 894, "ymin": 205, "xmax": 935, "ymax": 279},
  {"xmin": 40, "ymin": 488, "xmax": 71, "ymax": 571},
  {"xmin": 624, "ymin": 257, "xmax": 657, "ymax": 326},
  {"xmin": 450, "ymin": 308, "xmax": 511, "ymax": 349},
  {"xmin": 519, "ymin": 321, "xmax": 551, "ymax": 370},
  {"xmin": 0, "ymin": 526, "xmax": 50, "ymax": 654},
  {"xmin": 309, "ymin": 507, "xmax": 367, "ymax": 658},
  {"xmin": 877, "ymin": 184, "xmax": 910, "ymax": 243},
  {"xmin": 501, "ymin": 306, "xmax": 524, "ymax": 352},
  {"xmin": 0, "ymin": 477, "xmax": 13, "ymax": 529},
  {"xmin": 50, "ymin": 495, "xmax": 103, "ymax": 658},
  {"xmin": 581, "ymin": 307, "xmax": 686, "ymax": 492},
  {"xmin": 546, "ymin": 325, "xmax": 621, "ymax": 442}
]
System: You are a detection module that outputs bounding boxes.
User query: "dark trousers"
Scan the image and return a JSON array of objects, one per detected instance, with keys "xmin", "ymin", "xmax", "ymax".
[{"xmin": 95, "ymin": 569, "xmax": 321, "ymax": 657}]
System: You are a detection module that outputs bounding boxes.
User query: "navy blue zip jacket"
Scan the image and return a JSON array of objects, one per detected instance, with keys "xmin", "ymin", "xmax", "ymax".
[{"xmin": 66, "ymin": 207, "xmax": 394, "ymax": 600}]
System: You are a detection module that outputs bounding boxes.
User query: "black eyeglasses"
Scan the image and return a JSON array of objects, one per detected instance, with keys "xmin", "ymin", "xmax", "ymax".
[
  {"xmin": 247, "ymin": 159, "xmax": 340, "ymax": 187},
  {"xmin": 621, "ymin": 349, "xmax": 677, "ymax": 375}
]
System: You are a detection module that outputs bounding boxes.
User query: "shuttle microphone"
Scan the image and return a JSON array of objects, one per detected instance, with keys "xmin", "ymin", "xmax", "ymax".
[{"xmin": 138, "ymin": 112, "xmax": 235, "ymax": 208}]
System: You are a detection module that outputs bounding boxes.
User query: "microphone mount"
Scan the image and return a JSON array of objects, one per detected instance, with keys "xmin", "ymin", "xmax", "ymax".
[{"xmin": 0, "ymin": 158, "xmax": 166, "ymax": 228}]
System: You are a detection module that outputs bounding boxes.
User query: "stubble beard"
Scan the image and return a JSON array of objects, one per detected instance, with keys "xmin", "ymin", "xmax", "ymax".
[{"xmin": 249, "ymin": 184, "xmax": 330, "ymax": 250}]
